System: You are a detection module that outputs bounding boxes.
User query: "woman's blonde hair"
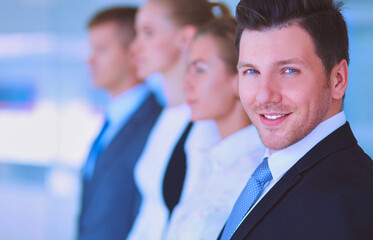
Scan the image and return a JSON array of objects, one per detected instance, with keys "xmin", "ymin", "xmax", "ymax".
[
  {"xmin": 195, "ymin": 17, "xmax": 238, "ymax": 74},
  {"xmin": 150, "ymin": 0, "xmax": 232, "ymax": 27}
]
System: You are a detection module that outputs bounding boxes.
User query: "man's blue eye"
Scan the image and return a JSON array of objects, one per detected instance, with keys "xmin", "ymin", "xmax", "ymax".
[
  {"xmin": 285, "ymin": 68, "xmax": 297, "ymax": 73},
  {"xmin": 144, "ymin": 29, "xmax": 153, "ymax": 36},
  {"xmin": 191, "ymin": 65, "xmax": 205, "ymax": 74},
  {"xmin": 247, "ymin": 69, "xmax": 258, "ymax": 74}
]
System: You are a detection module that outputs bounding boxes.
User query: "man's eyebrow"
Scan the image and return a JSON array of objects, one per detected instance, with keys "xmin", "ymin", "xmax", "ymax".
[
  {"xmin": 189, "ymin": 59, "xmax": 206, "ymax": 66},
  {"xmin": 236, "ymin": 62, "xmax": 258, "ymax": 70},
  {"xmin": 273, "ymin": 58, "xmax": 307, "ymax": 68},
  {"xmin": 237, "ymin": 58, "xmax": 308, "ymax": 70}
]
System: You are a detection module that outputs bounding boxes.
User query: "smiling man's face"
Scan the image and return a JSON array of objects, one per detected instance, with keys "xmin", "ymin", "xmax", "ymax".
[{"xmin": 238, "ymin": 24, "xmax": 333, "ymax": 151}]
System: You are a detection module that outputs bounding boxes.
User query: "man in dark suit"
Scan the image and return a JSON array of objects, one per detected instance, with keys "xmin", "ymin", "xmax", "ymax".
[
  {"xmin": 219, "ymin": 0, "xmax": 373, "ymax": 239},
  {"xmin": 78, "ymin": 7, "xmax": 162, "ymax": 240}
]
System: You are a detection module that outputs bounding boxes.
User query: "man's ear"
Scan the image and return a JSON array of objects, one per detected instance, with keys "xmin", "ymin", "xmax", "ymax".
[
  {"xmin": 177, "ymin": 25, "xmax": 197, "ymax": 52},
  {"xmin": 330, "ymin": 59, "xmax": 348, "ymax": 100}
]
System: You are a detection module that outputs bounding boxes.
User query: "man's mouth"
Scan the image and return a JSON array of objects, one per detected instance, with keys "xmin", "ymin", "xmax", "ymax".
[
  {"xmin": 187, "ymin": 98, "xmax": 197, "ymax": 106},
  {"xmin": 259, "ymin": 113, "xmax": 291, "ymax": 127},
  {"xmin": 263, "ymin": 114, "xmax": 286, "ymax": 120}
]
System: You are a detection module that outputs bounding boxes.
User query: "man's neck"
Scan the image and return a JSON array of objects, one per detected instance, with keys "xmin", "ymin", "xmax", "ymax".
[
  {"xmin": 109, "ymin": 76, "xmax": 142, "ymax": 98},
  {"xmin": 267, "ymin": 111, "xmax": 346, "ymax": 157}
]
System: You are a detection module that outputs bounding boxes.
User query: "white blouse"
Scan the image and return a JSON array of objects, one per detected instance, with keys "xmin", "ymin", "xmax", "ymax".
[
  {"xmin": 180, "ymin": 119, "xmax": 221, "ymax": 209},
  {"xmin": 164, "ymin": 125, "xmax": 266, "ymax": 240},
  {"xmin": 127, "ymin": 104, "xmax": 191, "ymax": 240}
]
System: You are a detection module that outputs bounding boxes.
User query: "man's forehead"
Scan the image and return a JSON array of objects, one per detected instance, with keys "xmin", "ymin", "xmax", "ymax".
[
  {"xmin": 239, "ymin": 25, "xmax": 314, "ymax": 53},
  {"xmin": 237, "ymin": 25, "xmax": 319, "ymax": 70}
]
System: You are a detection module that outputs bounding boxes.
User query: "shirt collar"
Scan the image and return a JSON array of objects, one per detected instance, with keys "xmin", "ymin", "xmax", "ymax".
[
  {"xmin": 265, "ymin": 111, "xmax": 347, "ymax": 181},
  {"xmin": 210, "ymin": 125, "xmax": 264, "ymax": 167},
  {"xmin": 185, "ymin": 119, "xmax": 221, "ymax": 153},
  {"xmin": 106, "ymin": 83, "xmax": 149, "ymax": 126}
]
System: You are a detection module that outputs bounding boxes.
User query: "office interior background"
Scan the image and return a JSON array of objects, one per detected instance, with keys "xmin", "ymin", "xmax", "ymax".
[{"xmin": 0, "ymin": 0, "xmax": 372, "ymax": 239}]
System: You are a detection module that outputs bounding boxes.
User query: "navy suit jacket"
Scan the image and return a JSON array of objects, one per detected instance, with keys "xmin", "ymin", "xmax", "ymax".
[
  {"xmin": 78, "ymin": 94, "xmax": 162, "ymax": 240},
  {"xmin": 218, "ymin": 122, "xmax": 373, "ymax": 240}
]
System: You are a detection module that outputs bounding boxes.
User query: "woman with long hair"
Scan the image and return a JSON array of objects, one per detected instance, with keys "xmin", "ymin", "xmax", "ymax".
[
  {"xmin": 127, "ymin": 1, "xmax": 231, "ymax": 239},
  {"xmin": 164, "ymin": 17, "xmax": 265, "ymax": 239}
]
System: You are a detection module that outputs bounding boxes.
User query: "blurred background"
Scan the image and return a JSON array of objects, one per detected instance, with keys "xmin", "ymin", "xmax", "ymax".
[{"xmin": 0, "ymin": 0, "xmax": 371, "ymax": 239}]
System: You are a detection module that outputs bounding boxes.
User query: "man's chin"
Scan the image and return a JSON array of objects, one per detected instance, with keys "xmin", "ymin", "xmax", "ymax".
[
  {"xmin": 265, "ymin": 143, "xmax": 287, "ymax": 152},
  {"xmin": 137, "ymin": 68, "xmax": 154, "ymax": 80},
  {"xmin": 261, "ymin": 135, "xmax": 290, "ymax": 152}
]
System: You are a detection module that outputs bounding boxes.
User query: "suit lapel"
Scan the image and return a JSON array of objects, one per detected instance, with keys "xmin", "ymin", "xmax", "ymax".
[
  {"xmin": 231, "ymin": 122, "xmax": 357, "ymax": 239},
  {"xmin": 84, "ymin": 94, "xmax": 161, "ymax": 202},
  {"xmin": 92, "ymin": 117, "xmax": 139, "ymax": 175},
  {"xmin": 231, "ymin": 167, "xmax": 301, "ymax": 239}
]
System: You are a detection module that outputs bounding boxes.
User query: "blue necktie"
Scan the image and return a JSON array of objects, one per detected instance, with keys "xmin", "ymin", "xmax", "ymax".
[
  {"xmin": 221, "ymin": 157, "xmax": 273, "ymax": 240},
  {"xmin": 83, "ymin": 119, "xmax": 110, "ymax": 181}
]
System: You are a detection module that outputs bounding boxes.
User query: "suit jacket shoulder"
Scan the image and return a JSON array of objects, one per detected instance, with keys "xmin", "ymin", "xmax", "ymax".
[{"xmin": 233, "ymin": 122, "xmax": 373, "ymax": 240}]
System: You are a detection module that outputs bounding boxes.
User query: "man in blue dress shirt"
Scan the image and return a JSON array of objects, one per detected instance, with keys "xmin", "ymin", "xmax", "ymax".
[
  {"xmin": 218, "ymin": 0, "xmax": 373, "ymax": 239},
  {"xmin": 78, "ymin": 7, "xmax": 162, "ymax": 240}
]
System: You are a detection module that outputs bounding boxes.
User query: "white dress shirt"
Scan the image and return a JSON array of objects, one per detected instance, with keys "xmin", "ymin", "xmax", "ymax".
[
  {"xmin": 164, "ymin": 125, "xmax": 266, "ymax": 240},
  {"xmin": 87, "ymin": 83, "xmax": 149, "ymax": 174},
  {"xmin": 239, "ymin": 111, "xmax": 347, "ymax": 225},
  {"xmin": 100, "ymin": 83, "xmax": 150, "ymax": 149},
  {"xmin": 127, "ymin": 104, "xmax": 191, "ymax": 240},
  {"xmin": 180, "ymin": 119, "xmax": 221, "ymax": 207}
]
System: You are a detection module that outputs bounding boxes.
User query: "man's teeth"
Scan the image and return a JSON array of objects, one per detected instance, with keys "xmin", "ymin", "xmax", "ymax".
[{"xmin": 264, "ymin": 114, "xmax": 285, "ymax": 120}]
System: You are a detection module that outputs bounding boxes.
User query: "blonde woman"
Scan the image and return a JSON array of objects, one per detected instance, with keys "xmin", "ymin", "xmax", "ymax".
[
  {"xmin": 164, "ymin": 17, "xmax": 265, "ymax": 240},
  {"xmin": 128, "ymin": 1, "xmax": 231, "ymax": 239}
]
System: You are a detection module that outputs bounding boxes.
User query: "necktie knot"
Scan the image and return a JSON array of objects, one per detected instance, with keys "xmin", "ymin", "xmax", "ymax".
[
  {"xmin": 252, "ymin": 157, "xmax": 272, "ymax": 183},
  {"xmin": 221, "ymin": 157, "xmax": 272, "ymax": 240}
]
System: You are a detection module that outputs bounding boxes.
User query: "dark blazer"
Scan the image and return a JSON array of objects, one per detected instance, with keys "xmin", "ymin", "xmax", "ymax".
[
  {"xmin": 78, "ymin": 94, "xmax": 162, "ymax": 240},
  {"xmin": 219, "ymin": 122, "xmax": 373, "ymax": 240}
]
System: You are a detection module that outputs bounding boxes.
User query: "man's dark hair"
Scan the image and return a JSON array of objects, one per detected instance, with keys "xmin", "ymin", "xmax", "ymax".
[
  {"xmin": 88, "ymin": 7, "xmax": 137, "ymax": 47},
  {"xmin": 235, "ymin": 0, "xmax": 349, "ymax": 76}
]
